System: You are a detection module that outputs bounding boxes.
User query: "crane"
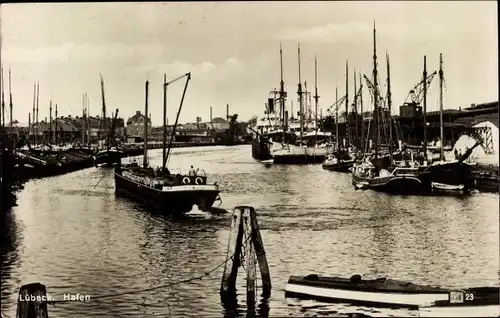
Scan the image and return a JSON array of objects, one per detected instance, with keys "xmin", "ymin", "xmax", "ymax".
[
  {"xmin": 403, "ymin": 71, "xmax": 437, "ymax": 105},
  {"xmin": 326, "ymin": 94, "xmax": 347, "ymax": 115}
]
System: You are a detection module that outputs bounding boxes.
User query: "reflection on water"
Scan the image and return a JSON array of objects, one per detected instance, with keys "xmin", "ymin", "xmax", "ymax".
[{"xmin": 1, "ymin": 145, "xmax": 498, "ymax": 317}]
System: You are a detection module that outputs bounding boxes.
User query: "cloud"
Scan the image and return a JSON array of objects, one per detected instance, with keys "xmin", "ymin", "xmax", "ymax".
[
  {"xmin": 128, "ymin": 57, "xmax": 244, "ymax": 81},
  {"xmin": 1, "ymin": 42, "xmax": 168, "ymax": 64},
  {"xmin": 275, "ymin": 21, "xmax": 455, "ymax": 44}
]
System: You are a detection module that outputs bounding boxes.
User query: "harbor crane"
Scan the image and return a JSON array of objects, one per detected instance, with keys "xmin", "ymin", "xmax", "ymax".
[{"xmin": 404, "ymin": 71, "xmax": 437, "ymax": 105}]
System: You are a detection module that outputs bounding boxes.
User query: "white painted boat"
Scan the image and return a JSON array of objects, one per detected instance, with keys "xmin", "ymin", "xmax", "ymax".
[
  {"xmin": 419, "ymin": 288, "xmax": 499, "ymax": 317},
  {"xmin": 285, "ymin": 274, "xmax": 449, "ymax": 308},
  {"xmin": 431, "ymin": 182, "xmax": 465, "ymax": 193}
]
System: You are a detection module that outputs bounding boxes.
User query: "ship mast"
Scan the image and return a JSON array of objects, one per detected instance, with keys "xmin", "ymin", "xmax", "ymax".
[
  {"xmin": 353, "ymin": 69, "xmax": 358, "ymax": 149},
  {"xmin": 335, "ymin": 86, "xmax": 339, "ymax": 151},
  {"xmin": 359, "ymin": 73, "xmax": 364, "ymax": 152},
  {"xmin": 423, "ymin": 56, "xmax": 428, "ymax": 163},
  {"xmin": 36, "ymin": 82, "xmax": 39, "ymax": 144},
  {"xmin": 163, "ymin": 72, "xmax": 192, "ymax": 168},
  {"xmin": 32, "ymin": 82, "xmax": 36, "ymax": 144},
  {"xmin": 314, "ymin": 56, "xmax": 319, "ymax": 145},
  {"xmin": 386, "ymin": 52, "xmax": 393, "ymax": 165},
  {"xmin": 100, "ymin": 74, "xmax": 107, "ymax": 149},
  {"xmin": 372, "ymin": 21, "xmax": 379, "ymax": 160},
  {"xmin": 345, "ymin": 60, "xmax": 349, "ymax": 150},
  {"xmin": 49, "ymin": 101, "xmax": 52, "ymax": 144},
  {"xmin": 0, "ymin": 66, "xmax": 4, "ymax": 128},
  {"xmin": 297, "ymin": 44, "xmax": 303, "ymax": 144},
  {"xmin": 439, "ymin": 53, "xmax": 444, "ymax": 161},
  {"xmin": 279, "ymin": 43, "xmax": 286, "ymax": 140},
  {"xmin": 55, "ymin": 104, "xmax": 58, "ymax": 144},
  {"xmin": 143, "ymin": 80, "xmax": 149, "ymax": 168},
  {"xmin": 8, "ymin": 68, "xmax": 13, "ymax": 134},
  {"xmin": 162, "ymin": 74, "xmax": 168, "ymax": 170}
]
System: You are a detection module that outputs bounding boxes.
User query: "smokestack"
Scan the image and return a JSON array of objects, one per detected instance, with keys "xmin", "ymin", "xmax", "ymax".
[
  {"xmin": 226, "ymin": 104, "xmax": 229, "ymax": 120},
  {"xmin": 210, "ymin": 106, "xmax": 213, "ymax": 122}
]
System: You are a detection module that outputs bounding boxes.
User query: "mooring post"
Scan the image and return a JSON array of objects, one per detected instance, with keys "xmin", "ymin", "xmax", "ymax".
[
  {"xmin": 249, "ymin": 207, "xmax": 271, "ymax": 297},
  {"xmin": 16, "ymin": 283, "xmax": 49, "ymax": 318},
  {"xmin": 220, "ymin": 207, "xmax": 244, "ymax": 298},
  {"xmin": 242, "ymin": 208, "xmax": 256, "ymax": 310},
  {"xmin": 220, "ymin": 206, "xmax": 272, "ymax": 311}
]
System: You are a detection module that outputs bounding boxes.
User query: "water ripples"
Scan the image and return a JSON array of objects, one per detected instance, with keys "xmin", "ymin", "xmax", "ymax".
[{"xmin": 1, "ymin": 145, "xmax": 498, "ymax": 317}]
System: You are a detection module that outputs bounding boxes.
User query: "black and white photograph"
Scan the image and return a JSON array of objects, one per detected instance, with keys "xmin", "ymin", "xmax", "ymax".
[{"xmin": 0, "ymin": 1, "xmax": 498, "ymax": 317}]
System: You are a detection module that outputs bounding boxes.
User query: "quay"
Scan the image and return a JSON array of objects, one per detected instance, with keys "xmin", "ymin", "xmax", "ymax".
[{"xmin": 471, "ymin": 164, "xmax": 499, "ymax": 193}]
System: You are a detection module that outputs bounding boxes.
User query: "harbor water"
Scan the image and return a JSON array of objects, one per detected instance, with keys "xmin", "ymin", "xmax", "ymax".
[{"xmin": 1, "ymin": 145, "xmax": 498, "ymax": 317}]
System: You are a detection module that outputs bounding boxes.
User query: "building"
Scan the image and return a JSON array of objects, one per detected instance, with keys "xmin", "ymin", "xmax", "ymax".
[
  {"xmin": 126, "ymin": 111, "xmax": 151, "ymax": 142},
  {"xmin": 30, "ymin": 118, "xmax": 80, "ymax": 144},
  {"xmin": 210, "ymin": 117, "xmax": 230, "ymax": 130}
]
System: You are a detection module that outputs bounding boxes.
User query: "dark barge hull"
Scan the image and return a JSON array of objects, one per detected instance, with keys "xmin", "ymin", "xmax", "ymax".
[
  {"xmin": 93, "ymin": 150, "xmax": 124, "ymax": 167},
  {"xmin": 322, "ymin": 160, "xmax": 354, "ymax": 172},
  {"xmin": 251, "ymin": 138, "xmax": 272, "ymax": 161},
  {"xmin": 16, "ymin": 150, "xmax": 94, "ymax": 179},
  {"xmin": 285, "ymin": 274, "xmax": 450, "ymax": 309},
  {"xmin": 273, "ymin": 154, "xmax": 325, "ymax": 165},
  {"xmin": 418, "ymin": 161, "xmax": 474, "ymax": 192},
  {"xmin": 352, "ymin": 173, "xmax": 424, "ymax": 194},
  {"xmin": 114, "ymin": 170, "xmax": 220, "ymax": 214}
]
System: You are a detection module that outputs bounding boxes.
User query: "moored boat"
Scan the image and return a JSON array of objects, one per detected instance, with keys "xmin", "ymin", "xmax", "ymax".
[
  {"xmin": 285, "ymin": 274, "xmax": 450, "ymax": 308},
  {"xmin": 431, "ymin": 182, "xmax": 465, "ymax": 194},
  {"xmin": 115, "ymin": 74, "xmax": 221, "ymax": 215},
  {"xmin": 322, "ymin": 148, "xmax": 355, "ymax": 172},
  {"xmin": 115, "ymin": 165, "xmax": 220, "ymax": 214},
  {"xmin": 419, "ymin": 288, "xmax": 500, "ymax": 317},
  {"xmin": 352, "ymin": 162, "xmax": 423, "ymax": 194},
  {"xmin": 94, "ymin": 146, "xmax": 123, "ymax": 167}
]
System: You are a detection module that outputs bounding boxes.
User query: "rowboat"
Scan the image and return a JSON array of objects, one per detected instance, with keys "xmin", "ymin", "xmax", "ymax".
[
  {"xmin": 431, "ymin": 182, "xmax": 466, "ymax": 194},
  {"xmin": 419, "ymin": 288, "xmax": 499, "ymax": 317},
  {"xmin": 285, "ymin": 274, "xmax": 450, "ymax": 308}
]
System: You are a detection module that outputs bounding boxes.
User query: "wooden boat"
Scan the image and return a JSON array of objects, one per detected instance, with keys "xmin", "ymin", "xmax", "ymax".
[
  {"xmin": 419, "ymin": 288, "xmax": 499, "ymax": 317},
  {"xmin": 93, "ymin": 146, "xmax": 123, "ymax": 167},
  {"xmin": 352, "ymin": 163, "xmax": 423, "ymax": 194},
  {"xmin": 271, "ymin": 141, "xmax": 327, "ymax": 164},
  {"xmin": 322, "ymin": 149, "xmax": 355, "ymax": 172},
  {"xmin": 350, "ymin": 27, "xmax": 426, "ymax": 194},
  {"xmin": 431, "ymin": 182, "xmax": 465, "ymax": 194},
  {"xmin": 285, "ymin": 274, "xmax": 450, "ymax": 308},
  {"xmin": 115, "ymin": 74, "xmax": 221, "ymax": 215},
  {"xmin": 115, "ymin": 165, "xmax": 220, "ymax": 214}
]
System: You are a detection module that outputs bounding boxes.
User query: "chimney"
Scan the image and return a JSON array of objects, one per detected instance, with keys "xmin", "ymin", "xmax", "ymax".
[
  {"xmin": 136, "ymin": 110, "xmax": 141, "ymax": 115},
  {"xmin": 210, "ymin": 106, "xmax": 213, "ymax": 122},
  {"xmin": 226, "ymin": 104, "xmax": 229, "ymax": 120}
]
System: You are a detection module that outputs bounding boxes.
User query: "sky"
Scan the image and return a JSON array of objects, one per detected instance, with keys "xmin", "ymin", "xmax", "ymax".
[{"xmin": 0, "ymin": 1, "xmax": 497, "ymax": 126}]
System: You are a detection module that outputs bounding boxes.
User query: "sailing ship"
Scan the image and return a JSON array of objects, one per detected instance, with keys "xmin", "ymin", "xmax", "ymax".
[
  {"xmin": 322, "ymin": 63, "xmax": 358, "ymax": 172},
  {"xmin": 251, "ymin": 44, "xmax": 299, "ymax": 162},
  {"xmin": 352, "ymin": 25, "xmax": 423, "ymax": 194},
  {"xmin": 114, "ymin": 74, "xmax": 221, "ymax": 214},
  {"xmin": 415, "ymin": 54, "xmax": 476, "ymax": 193},
  {"xmin": 93, "ymin": 75, "xmax": 124, "ymax": 167},
  {"xmin": 270, "ymin": 46, "xmax": 329, "ymax": 164}
]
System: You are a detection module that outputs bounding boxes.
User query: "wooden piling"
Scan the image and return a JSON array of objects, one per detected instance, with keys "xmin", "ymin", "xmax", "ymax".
[
  {"xmin": 248, "ymin": 207, "xmax": 271, "ymax": 297},
  {"xmin": 16, "ymin": 283, "xmax": 49, "ymax": 318},
  {"xmin": 220, "ymin": 207, "xmax": 244, "ymax": 297},
  {"xmin": 220, "ymin": 206, "xmax": 272, "ymax": 310},
  {"xmin": 242, "ymin": 208, "xmax": 256, "ymax": 310}
]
